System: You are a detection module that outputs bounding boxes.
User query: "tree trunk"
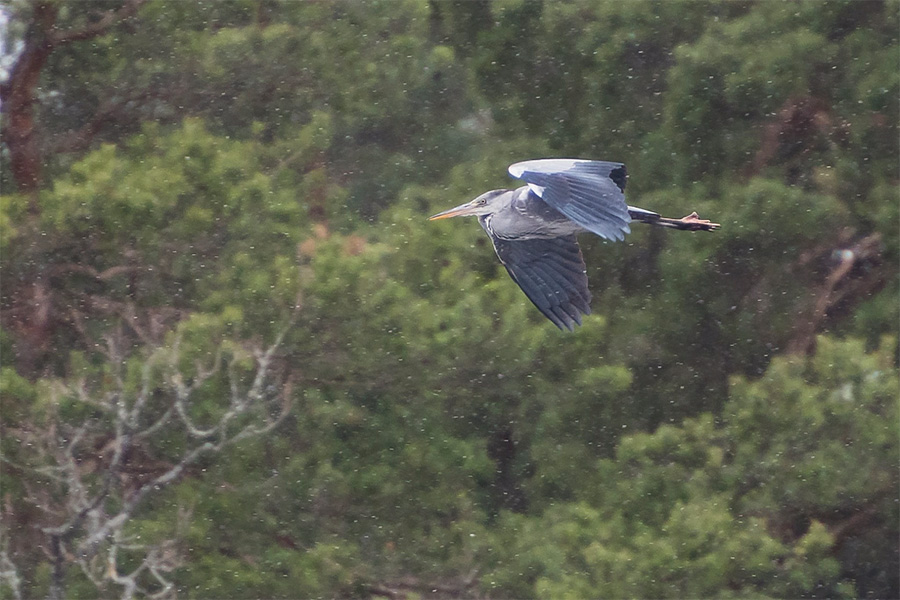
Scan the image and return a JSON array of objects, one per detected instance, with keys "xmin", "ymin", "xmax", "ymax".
[{"xmin": 0, "ymin": 2, "xmax": 57, "ymax": 203}]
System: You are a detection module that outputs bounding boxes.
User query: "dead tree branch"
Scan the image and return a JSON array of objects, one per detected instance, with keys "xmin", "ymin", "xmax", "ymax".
[
  {"xmin": 787, "ymin": 233, "xmax": 887, "ymax": 355},
  {"xmin": 0, "ymin": 549, "xmax": 23, "ymax": 600},
  {"xmin": 0, "ymin": 316, "xmax": 296, "ymax": 600},
  {"xmin": 47, "ymin": 0, "xmax": 148, "ymax": 46},
  {"xmin": 366, "ymin": 569, "xmax": 481, "ymax": 600}
]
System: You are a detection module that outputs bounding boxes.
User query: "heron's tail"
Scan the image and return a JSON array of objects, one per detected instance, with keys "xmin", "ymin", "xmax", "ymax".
[{"xmin": 627, "ymin": 207, "xmax": 720, "ymax": 231}]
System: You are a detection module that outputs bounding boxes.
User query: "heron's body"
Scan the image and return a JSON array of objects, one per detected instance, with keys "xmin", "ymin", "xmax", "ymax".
[
  {"xmin": 430, "ymin": 159, "xmax": 719, "ymax": 330},
  {"xmin": 480, "ymin": 187, "xmax": 583, "ymax": 240}
]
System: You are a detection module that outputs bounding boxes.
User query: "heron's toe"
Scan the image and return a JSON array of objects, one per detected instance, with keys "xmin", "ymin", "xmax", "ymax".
[{"xmin": 680, "ymin": 212, "xmax": 720, "ymax": 231}]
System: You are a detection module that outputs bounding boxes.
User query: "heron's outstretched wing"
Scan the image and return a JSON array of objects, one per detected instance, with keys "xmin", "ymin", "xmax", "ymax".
[
  {"xmin": 508, "ymin": 159, "xmax": 631, "ymax": 241},
  {"xmin": 489, "ymin": 234, "xmax": 591, "ymax": 331}
]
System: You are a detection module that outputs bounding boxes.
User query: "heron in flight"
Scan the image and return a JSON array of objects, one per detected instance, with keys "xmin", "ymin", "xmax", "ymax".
[{"xmin": 429, "ymin": 159, "xmax": 719, "ymax": 330}]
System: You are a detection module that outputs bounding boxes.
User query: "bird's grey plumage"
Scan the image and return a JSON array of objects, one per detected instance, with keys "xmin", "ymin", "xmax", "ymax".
[
  {"xmin": 508, "ymin": 159, "xmax": 631, "ymax": 241},
  {"xmin": 482, "ymin": 187, "xmax": 583, "ymax": 240},
  {"xmin": 487, "ymin": 233, "xmax": 591, "ymax": 331},
  {"xmin": 429, "ymin": 158, "xmax": 720, "ymax": 330}
]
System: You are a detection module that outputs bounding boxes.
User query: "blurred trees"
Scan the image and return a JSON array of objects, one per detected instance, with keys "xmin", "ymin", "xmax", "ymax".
[
  {"xmin": 487, "ymin": 336, "xmax": 897, "ymax": 598},
  {"xmin": 1, "ymin": 1, "xmax": 897, "ymax": 598}
]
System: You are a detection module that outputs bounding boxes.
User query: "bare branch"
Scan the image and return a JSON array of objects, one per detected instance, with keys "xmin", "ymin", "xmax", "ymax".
[
  {"xmin": 366, "ymin": 569, "xmax": 481, "ymax": 600},
  {"xmin": 172, "ymin": 372, "xmax": 220, "ymax": 439},
  {"xmin": 76, "ymin": 439, "xmax": 216, "ymax": 562},
  {"xmin": 787, "ymin": 233, "xmax": 886, "ymax": 354},
  {"xmin": 19, "ymin": 310, "xmax": 297, "ymax": 598},
  {"xmin": 48, "ymin": 0, "xmax": 150, "ymax": 46},
  {"xmin": 130, "ymin": 357, "xmax": 158, "ymax": 429},
  {"xmin": 47, "ymin": 86, "xmax": 173, "ymax": 156},
  {"xmin": 134, "ymin": 406, "xmax": 174, "ymax": 441},
  {"xmin": 0, "ymin": 549, "xmax": 23, "ymax": 600},
  {"xmin": 47, "ymin": 263, "xmax": 145, "ymax": 281}
]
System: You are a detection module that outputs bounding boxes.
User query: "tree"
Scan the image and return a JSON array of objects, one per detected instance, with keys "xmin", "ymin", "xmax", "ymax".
[
  {"xmin": 1, "ymin": 1, "xmax": 897, "ymax": 598},
  {"xmin": 1, "ymin": 316, "xmax": 294, "ymax": 599},
  {"xmin": 1, "ymin": 0, "xmax": 149, "ymax": 197},
  {"xmin": 1, "ymin": 119, "xmax": 311, "ymax": 598},
  {"xmin": 485, "ymin": 336, "xmax": 898, "ymax": 598}
]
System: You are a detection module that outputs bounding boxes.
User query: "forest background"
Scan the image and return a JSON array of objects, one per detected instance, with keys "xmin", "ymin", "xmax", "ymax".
[{"xmin": 0, "ymin": 1, "xmax": 897, "ymax": 598}]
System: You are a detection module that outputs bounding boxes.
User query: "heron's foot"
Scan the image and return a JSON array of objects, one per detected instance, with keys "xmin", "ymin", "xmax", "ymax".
[{"xmin": 678, "ymin": 212, "xmax": 720, "ymax": 231}]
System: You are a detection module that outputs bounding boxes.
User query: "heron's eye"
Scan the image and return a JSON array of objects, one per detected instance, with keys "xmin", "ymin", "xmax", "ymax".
[{"xmin": 478, "ymin": 198, "xmax": 487, "ymax": 205}]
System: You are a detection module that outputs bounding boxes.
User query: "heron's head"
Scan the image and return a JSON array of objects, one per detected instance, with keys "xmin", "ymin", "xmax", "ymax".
[{"xmin": 428, "ymin": 189, "xmax": 509, "ymax": 220}]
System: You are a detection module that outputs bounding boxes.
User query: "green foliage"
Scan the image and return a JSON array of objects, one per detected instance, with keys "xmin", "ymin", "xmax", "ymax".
[
  {"xmin": 18, "ymin": 0, "xmax": 477, "ymax": 219},
  {"xmin": 472, "ymin": 0, "xmax": 746, "ymax": 164},
  {"xmin": 486, "ymin": 336, "xmax": 897, "ymax": 598},
  {"xmin": 3, "ymin": 119, "xmax": 311, "ymax": 350},
  {"xmin": 1, "ymin": 1, "xmax": 897, "ymax": 598}
]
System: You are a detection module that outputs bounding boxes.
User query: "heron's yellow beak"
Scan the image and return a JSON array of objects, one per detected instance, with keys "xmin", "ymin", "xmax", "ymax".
[{"xmin": 428, "ymin": 201, "xmax": 477, "ymax": 221}]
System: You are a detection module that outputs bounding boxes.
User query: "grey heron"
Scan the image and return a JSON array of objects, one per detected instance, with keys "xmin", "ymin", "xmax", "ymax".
[{"xmin": 429, "ymin": 159, "xmax": 720, "ymax": 330}]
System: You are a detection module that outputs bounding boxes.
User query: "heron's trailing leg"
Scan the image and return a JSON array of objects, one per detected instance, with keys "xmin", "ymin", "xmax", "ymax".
[
  {"xmin": 628, "ymin": 208, "xmax": 720, "ymax": 231},
  {"xmin": 657, "ymin": 211, "xmax": 720, "ymax": 231}
]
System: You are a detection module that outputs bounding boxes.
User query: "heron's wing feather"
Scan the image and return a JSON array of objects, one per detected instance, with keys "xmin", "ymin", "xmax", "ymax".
[
  {"xmin": 508, "ymin": 159, "xmax": 631, "ymax": 241},
  {"xmin": 509, "ymin": 158, "xmax": 627, "ymax": 191},
  {"xmin": 489, "ymin": 234, "xmax": 591, "ymax": 331}
]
